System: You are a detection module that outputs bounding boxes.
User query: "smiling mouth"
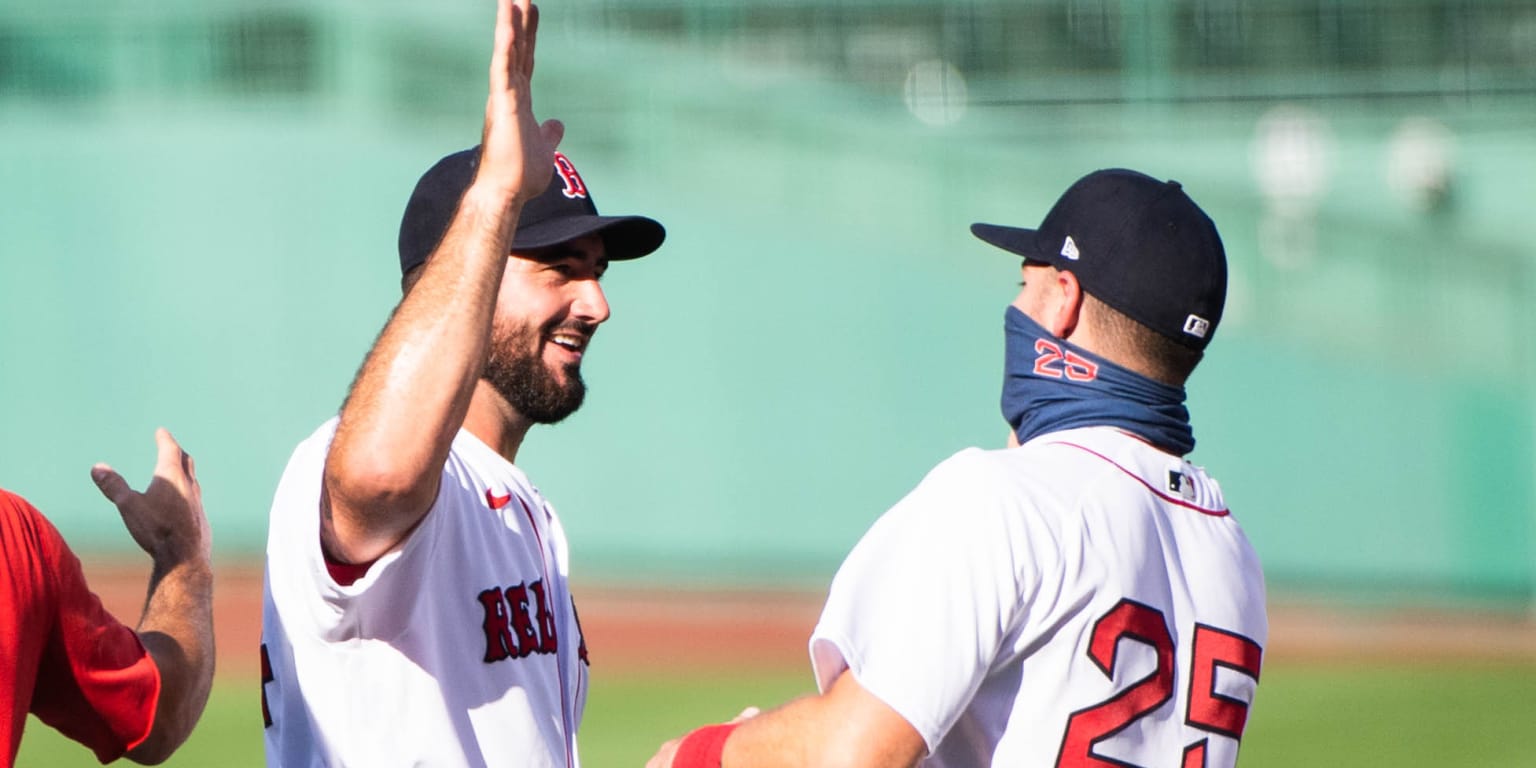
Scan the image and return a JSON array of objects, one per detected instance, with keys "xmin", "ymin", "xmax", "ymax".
[{"xmin": 548, "ymin": 331, "xmax": 590, "ymax": 355}]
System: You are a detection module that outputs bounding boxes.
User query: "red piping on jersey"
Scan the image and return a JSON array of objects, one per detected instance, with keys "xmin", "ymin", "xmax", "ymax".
[
  {"xmin": 1049, "ymin": 440, "xmax": 1231, "ymax": 517},
  {"xmin": 514, "ymin": 495, "xmax": 576, "ymax": 768}
]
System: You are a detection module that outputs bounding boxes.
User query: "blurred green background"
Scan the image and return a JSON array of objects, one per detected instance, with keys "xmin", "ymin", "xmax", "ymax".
[
  {"xmin": 4, "ymin": 1, "xmax": 1535, "ymax": 765},
  {"xmin": 4, "ymin": 0, "xmax": 1532, "ymax": 601}
]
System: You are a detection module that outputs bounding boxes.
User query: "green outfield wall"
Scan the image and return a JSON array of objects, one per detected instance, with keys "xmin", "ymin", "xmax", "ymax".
[{"xmin": 2, "ymin": 0, "xmax": 1533, "ymax": 604}]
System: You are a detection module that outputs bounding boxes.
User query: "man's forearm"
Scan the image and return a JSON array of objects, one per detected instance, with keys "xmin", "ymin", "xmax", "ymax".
[
  {"xmin": 323, "ymin": 0, "xmax": 558, "ymax": 563},
  {"xmin": 719, "ymin": 695, "xmax": 829, "ymax": 767},
  {"xmin": 128, "ymin": 557, "xmax": 215, "ymax": 764},
  {"xmin": 720, "ymin": 694, "xmax": 910, "ymax": 768},
  {"xmin": 655, "ymin": 673, "xmax": 925, "ymax": 768},
  {"xmin": 324, "ymin": 184, "xmax": 519, "ymax": 561}
]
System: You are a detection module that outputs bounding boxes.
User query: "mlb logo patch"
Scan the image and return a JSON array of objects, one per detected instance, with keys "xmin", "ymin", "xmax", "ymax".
[
  {"xmin": 1182, "ymin": 314, "xmax": 1210, "ymax": 339},
  {"xmin": 1167, "ymin": 470, "xmax": 1197, "ymax": 501}
]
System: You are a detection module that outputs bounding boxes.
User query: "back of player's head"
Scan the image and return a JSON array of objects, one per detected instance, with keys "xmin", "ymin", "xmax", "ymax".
[
  {"xmin": 970, "ymin": 168, "xmax": 1228, "ymax": 356},
  {"xmin": 1080, "ymin": 293, "xmax": 1204, "ymax": 385},
  {"xmin": 397, "ymin": 147, "xmax": 666, "ymax": 284}
]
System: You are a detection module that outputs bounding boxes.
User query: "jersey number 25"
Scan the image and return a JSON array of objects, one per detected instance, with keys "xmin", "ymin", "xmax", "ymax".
[{"xmin": 1056, "ymin": 599, "xmax": 1263, "ymax": 768}]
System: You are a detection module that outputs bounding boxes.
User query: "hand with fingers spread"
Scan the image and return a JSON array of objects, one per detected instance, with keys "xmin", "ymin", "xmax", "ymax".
[
  {"xmin": 0, "ymin": 429, "xmax": 215, "ymax": 765},
  {"xmin": 479, "ymin": 0, "xmax": 565, "ymax": 204},
  {"xmin": 92, "ymin": 427, "xmax": 211, "ymax": 570},
  {"xmin": 90, "ymin": 428, "xmax": 215, "ymax": 764}
]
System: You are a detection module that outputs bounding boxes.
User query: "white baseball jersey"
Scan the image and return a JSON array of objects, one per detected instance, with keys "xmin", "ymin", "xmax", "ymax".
[
  {"xmin": 261, "ymin": 419, "xmax": 589, "ymax": 768},
  {"xmin": 811, "ymin": 426, "xmax": 1266, "ymax": 768}
]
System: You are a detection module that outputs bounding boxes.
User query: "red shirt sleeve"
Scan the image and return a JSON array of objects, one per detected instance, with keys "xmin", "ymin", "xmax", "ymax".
[{"xmin": 0, "ymin": 490, "xmax": 160, "ymax": 763}]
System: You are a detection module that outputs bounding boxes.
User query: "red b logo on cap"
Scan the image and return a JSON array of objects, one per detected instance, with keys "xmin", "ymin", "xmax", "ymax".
[{"xmin": 553, "ymin": 152, "xmax": 588, "ymax": 200}]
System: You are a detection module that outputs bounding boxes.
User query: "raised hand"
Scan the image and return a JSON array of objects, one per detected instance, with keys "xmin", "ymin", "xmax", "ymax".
[
  {"xmin": 92, "ymin": 428, "xmax": 216, "ymax": 764},
  {"xmin": 91, "ymin": 427, "xmax": 211, "ymax": 568},
  {"xmin": 479, "ymin": 0, "xmax": 565, "ymax": 203}
]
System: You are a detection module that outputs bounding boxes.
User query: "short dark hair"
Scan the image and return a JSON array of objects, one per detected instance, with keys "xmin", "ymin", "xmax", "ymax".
[{"xmin": 1082, "ymin": 293, "xmax": 1203, "ymax": 386}]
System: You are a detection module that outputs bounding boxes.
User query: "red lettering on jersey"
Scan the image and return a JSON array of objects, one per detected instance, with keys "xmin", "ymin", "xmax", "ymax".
[
  {"xmin": 553, "ymin": 152, "xmax": 589, "ymax": 199},
  {"xmin": 1057, "ymin": 599, "xmax": 1175, "ymax": 767},
  {"xmin": 260, "ymin": 643, "xmax": 274, "ymax": 728},
  {"xmin": 478, "ymin": 587, "xmax": 518, "ymax": 662},
  {"xmin": 477, "ymin": 580, "xmax": 563, "ymax": 664},
  {"xmin": 1182, "ymin": 741, "xmax": 1208, "ymax": 768},
  {"xmin": 1186, "ymin": 624, "xmax": 1264, "ymax": 737},
  {"xmin": 1056, "ymin": 603, "xmax": 1261, "ymax": 767},
  {"xmin": 505, "ymin": 583, "xmax": 541, "ymax": 658},
  {"xmin": 529, "ymin": 578, "xmax": 560, "ymax": 654},
  {"xmin": 572, "ymin": 601, "xmax": 589, "ymax": 666}
]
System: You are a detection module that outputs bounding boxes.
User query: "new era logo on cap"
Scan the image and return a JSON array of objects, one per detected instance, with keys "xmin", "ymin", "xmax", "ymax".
[
  {"xmin": 1060, "ymin": 236, "xmax": 1081, "ymax": 261},
  {"xmin": 969, "ymin": 168, "xmax": 1228, "ymax": 351}
]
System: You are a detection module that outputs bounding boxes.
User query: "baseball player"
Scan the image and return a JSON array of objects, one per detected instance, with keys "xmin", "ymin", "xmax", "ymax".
[
  {"xmin": 259, "ymin": 2, "xmax": 664, "ymax": 766},
  {"xmin": 650, "ymin": 169, "xmax": 1267, "ymax": 768},
  {"xmin": 2, "ymin": 429, "xmax": 213, "ymax": 766}
]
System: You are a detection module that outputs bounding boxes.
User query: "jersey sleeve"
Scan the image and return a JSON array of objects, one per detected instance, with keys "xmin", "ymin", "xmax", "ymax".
[
  {"xmin": 809, "ymin": 449, "xmax": 1041, "ymax": 752},
  {"xmin": 24, "ymin": 502, "xmax": 160, "ymax": 762},
  {"xmin": 264, "ymin": 419, "xmax": 445, "ymax": 642}
]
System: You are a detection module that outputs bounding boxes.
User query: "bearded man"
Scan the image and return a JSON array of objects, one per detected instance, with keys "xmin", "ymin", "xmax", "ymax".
[{"xmin": 258, "ymin": 3, "xmax": 664, "ymax": 764}]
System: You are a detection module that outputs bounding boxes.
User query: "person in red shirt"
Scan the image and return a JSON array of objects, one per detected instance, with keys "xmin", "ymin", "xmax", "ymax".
[{"xmin": 1, "ymin": 428, "xmax": 213, "ymax": 766}]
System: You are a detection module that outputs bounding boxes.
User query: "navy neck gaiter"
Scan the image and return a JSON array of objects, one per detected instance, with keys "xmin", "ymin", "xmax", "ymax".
[{"xmin": 1001, "ymin": 306, "xmax": 1195, "ymax": 455}]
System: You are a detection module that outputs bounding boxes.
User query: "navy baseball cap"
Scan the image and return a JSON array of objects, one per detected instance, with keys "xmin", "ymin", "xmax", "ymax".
[
  {"xmin": 970, "ymin": 168, "xmax": 1227, "ymax": 351},
  {"xmin": 398, "ymin": 146, "xmax": 665, "ymax": 275}
]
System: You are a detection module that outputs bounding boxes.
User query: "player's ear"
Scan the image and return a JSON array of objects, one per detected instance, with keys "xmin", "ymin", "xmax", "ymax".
[{"xmin": 1047, "ymin": 268, "xmax": 1084, "ymax": 339}]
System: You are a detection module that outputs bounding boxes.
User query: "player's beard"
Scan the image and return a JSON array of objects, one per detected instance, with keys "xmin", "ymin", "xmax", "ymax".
[{"xmin": 483, "ymin": 320, "xmax": 588, "ymax": 425}]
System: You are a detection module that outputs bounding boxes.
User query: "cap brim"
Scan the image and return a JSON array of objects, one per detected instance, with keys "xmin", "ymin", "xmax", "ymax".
[
  {"xmin": 970, "ymin": 222, "xmax": 1047, "ymax": 262},
  {"xmin": 514, "ymin": 215, "xmax": 666, "ymax": 261}
]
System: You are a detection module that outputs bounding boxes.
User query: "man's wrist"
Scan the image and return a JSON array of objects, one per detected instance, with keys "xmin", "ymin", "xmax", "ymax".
[
  {"xmin": 149, "ymin": 549, "xmax": 213, "ymax": 587},
  {"xmin": 459, "ymin": 181, "xmax": 518, "ymax": 215},
  {"xmin": 673, "ymin": 723, "xmax": 739, "ymax": 768},
  {"xmin": 455, "ymin": 182, "xmax": 527, "ymax": 242}
]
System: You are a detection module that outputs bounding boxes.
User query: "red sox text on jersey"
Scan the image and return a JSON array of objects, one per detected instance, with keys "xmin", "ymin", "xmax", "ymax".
[{"xmin": 478, "ymin": 579, "xmax": 559, "ymax": 662}]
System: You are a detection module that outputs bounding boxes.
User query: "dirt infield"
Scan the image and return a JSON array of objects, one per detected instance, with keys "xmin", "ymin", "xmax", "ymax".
[
  {"xmin": 81, "ymin": 560, "xmax": 1536, "ymax": 682},
  {"xmin": 81, "ymin": 561, "xmax": 824, "ymax": 679}
]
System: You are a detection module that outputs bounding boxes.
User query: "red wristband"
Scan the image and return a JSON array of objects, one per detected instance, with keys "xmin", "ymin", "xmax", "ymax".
[{"xmin": 672, "ymin": 722, "xmax": 740, "ymax": 768}]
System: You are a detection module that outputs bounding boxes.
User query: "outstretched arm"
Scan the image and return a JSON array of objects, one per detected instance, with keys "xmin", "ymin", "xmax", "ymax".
[
  {"xmin": 322, "ymin": 0, "xmax": 564, "ymax": 564},
  {"xmin": 647, "ymin": 671, "xmax": 926, "ymax": 768},
  {"xmin": 90, "ymin": 428, "xmax": 214, "ymax": 765}
]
